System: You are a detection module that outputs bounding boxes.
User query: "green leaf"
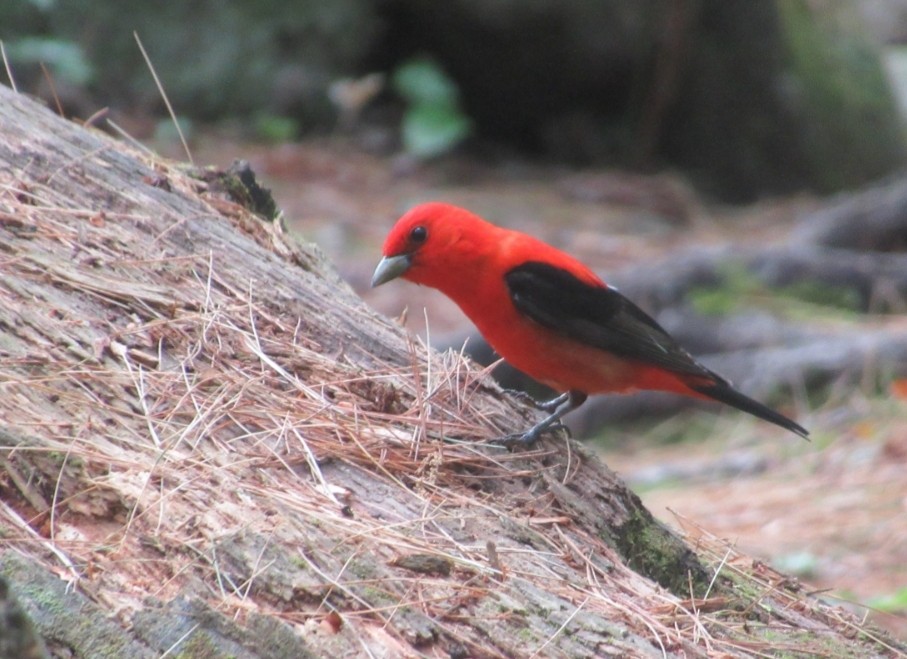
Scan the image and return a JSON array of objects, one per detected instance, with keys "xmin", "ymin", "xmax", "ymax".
[
  {"xmin": 401, "ymin": 103, "xmax": 471, "ymax": 158},
  {"xmin": 253, "ymin": 114, "xmax": 298, "ymax": 143},
  {"xmin": 7, "ymin": 37, "xmax": 93, "ymax": 85},
  {"xmin": 392, "ymin": 58, "xmax": 460, "ymax": 107}
]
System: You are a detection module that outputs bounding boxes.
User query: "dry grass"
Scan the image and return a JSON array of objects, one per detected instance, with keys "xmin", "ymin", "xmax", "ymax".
[{"xmin": 0, "ymin": 95, "xmax": 903, "ymax": 657}]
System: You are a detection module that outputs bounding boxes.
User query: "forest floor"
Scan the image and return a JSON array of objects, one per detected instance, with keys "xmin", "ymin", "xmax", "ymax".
[{"xmin": 161, "ymin": 132, "xmax": 907, "ymax": 641}]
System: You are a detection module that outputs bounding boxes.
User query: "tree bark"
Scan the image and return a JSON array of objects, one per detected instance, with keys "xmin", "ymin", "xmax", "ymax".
[{"xmin": 0, "ymin": 85, "xmax": 900, "ymax": 658}]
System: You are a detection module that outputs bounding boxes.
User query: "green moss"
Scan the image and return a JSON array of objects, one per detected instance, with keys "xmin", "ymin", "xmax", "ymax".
[
  {"xmin": 359, "ymin": 585, "xmax": 396, "ymax": 608},
  {"xmin": 288, "ymin": 554, "xmax": 308, "ymax": 570},
  {"xmin": 173, "ymin": 632, "xmax": 228, "ymax": 659},
  {"xmin": 191, "ymin": 163, "xmax": 280, "ymax": 222},
  {"xmin": 688, "ymin": 265, "xmax": 753, "ymax": 316},
  {"xmin": 688, "ymin": 262, "xmax": 864, "ymax": 318},
  {"xmin": 345, "ymin": 557, "xmax": 380, "ymax": 581},
  {"xmin": 778, "ymin": 280, "xmax": 862, "ymax": 311},
  {"xmin": 611, "ymin": 506, "xmax": 709, "ymax": 597},
  {"xmin": 15, "ymin": 580, "xmax": 67, "ymax": 617}
]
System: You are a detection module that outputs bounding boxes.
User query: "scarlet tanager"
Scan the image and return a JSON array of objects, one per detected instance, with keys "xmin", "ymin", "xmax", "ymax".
[{"xmin": 372, "ymin": 202, "xmax": 809, "ymax": 445}]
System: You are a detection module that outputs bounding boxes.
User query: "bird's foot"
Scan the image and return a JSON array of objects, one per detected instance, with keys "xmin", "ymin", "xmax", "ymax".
[
  {"xmin": 493, "ymin": 390, "xmax": 585, "ymax": 449},
  {"xmin": 492, "ymin": 421, "xmax": 570, "ymax": 449}
]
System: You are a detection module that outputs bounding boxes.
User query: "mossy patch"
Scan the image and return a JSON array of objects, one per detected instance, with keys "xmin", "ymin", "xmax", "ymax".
[
  {"xmin": 611, "ymin": 506, "xmax": 709, "ymax": 597},
  {"xmin": 193, "ymin": 161, "xmax": 279, "ymax": 222},
  {"xmin": 688, "ymin": 262, "xmax": 864, "ymax": 317}
]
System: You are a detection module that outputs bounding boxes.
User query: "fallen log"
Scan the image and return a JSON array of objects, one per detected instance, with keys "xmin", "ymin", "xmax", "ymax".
[
  {"xmin": 0, "ymin": 84, "xmax": 901, "ymax": 657},
  {"xmin": 791, "ymin": 174, "xmax": 907, "ymax": 251}
]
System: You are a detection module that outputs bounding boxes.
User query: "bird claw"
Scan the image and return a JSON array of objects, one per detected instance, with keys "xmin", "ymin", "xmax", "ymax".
[
  {"xmin": 491, "ymin": 421, "xmax": 570, "ymax": 449},
  {"xmin": 493, "ymin": 390, "xmax": 581, "ymax": 449},
  {"xmin": 491, "ymin": 432, "xmax": 536, "ymax": 449}
]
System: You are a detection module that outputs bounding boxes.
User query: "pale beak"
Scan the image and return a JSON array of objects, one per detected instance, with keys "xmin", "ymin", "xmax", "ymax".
[{"xmin": 371, "ymin": 254, "xmax": 412, "ymax": 288}]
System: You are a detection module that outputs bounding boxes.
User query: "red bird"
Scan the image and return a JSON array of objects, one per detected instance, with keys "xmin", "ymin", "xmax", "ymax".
[{"xmin": 372, "ymin": 202, "xmax": 808, "ymax": 445}]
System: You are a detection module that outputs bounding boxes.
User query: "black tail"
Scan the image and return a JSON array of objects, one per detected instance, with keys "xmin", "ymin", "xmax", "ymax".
[{"xmin": 691, "ymin": 381, "xmax": 809, "ymax": 439}]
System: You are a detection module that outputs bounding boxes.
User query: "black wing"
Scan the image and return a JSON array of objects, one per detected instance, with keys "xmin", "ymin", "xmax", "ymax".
[
  {"xmin": 505, "ymin": 261, "xmax": 716, "ymax": 380},
  {"xmin": 505, "ymin": 261, "xmax": 809, "ymax": 438}
]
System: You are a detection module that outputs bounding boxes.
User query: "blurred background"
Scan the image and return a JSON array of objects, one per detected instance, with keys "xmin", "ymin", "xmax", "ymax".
[{"xmin": 4, "ymin": 0, "xmax": 907, "ymax": 639}]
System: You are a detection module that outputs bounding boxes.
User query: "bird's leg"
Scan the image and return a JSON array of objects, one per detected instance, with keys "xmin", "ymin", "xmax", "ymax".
[
  {"xmin": 496, "ymin": 390, "xmax": 587, "ymax": 448},
  {"xmin": 502, "ymin": 389, "xmax": 569, "ymax": 413}
]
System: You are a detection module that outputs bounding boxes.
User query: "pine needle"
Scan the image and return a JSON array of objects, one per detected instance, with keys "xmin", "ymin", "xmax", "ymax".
[{"xmin": 133, "ymin": 31, "xmax": 193, "ymax": 164}]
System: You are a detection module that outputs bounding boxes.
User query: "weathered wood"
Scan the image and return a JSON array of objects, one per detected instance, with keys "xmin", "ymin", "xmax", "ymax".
[
  {"xmin": 792, "ymin": 175, "xmax": 907, "ymax": 251},
  {"xmin": 0, "ymin": 85, "xmax": 695, "ymax": 657},
  {"xmin": 0, "ymin": 85, "xmax": 900, "ymax": 658}
]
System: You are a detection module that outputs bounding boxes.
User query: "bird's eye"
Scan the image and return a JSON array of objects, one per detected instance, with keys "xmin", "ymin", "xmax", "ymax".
[{"xmin": 409, "ymin": 225, "xmax": 428, "ymax": 244}]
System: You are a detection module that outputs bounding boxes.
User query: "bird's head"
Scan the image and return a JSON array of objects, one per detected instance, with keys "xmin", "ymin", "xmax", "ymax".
[{"xmin": 371, "ymin": 202, "xmax": 494, "ymax": 289}]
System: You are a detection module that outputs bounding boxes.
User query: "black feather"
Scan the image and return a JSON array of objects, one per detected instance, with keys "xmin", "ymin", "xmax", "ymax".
[
  {"xmin": 504, "ymin": 261, "xmax": 808, "ymax": 438},
  {"xmin": 505, "ymin": 261, "xmax": 712, "ymax": 378},
  {"xmin": 689, "ymin": 381, "xmax": 809, "ymax": 438}
]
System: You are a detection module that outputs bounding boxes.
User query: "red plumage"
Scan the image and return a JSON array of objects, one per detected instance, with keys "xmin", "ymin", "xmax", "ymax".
[{"xmin": 372, "ymin": 202, "xmax": 807, "ymax": 442}]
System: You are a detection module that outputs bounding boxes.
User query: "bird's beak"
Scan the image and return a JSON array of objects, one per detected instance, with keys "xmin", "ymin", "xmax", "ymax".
[{"xmin": 371, "ymin": 254, "xmax": 412, "ymax": 288}]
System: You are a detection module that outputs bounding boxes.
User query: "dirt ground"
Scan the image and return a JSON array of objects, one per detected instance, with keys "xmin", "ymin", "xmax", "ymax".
[{"xmin": 165, "ymin": 133, "xmax": 907, "ymax": 640}]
